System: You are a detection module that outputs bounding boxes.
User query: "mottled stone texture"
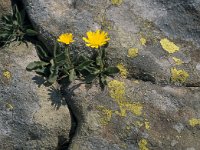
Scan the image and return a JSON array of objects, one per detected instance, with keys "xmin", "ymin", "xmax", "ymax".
[
  {"xmin": 22, "ymin": 0, "xmax": 200, "ymax": 86},
  {"xmin": 62, "ymin": 79, "xmax": 200, "ymax": 150},
  {"xmin": 0, "ymin": 0, "xmax": 12, "ymax": 17},
  {"xmin": 0, "ymin": 42, "xmax": 71, "ymax": 149},
  {"xmin": 19, "ymin": 0, "xmax": 200, "ymax": 149}
]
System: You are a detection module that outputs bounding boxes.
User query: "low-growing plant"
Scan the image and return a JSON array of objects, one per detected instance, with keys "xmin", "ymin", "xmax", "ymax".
[
  {"xmin": 27, "ymin": 30, "xmax": 119, "ymax": 89},
  {"xmin": 0, "ymin": 5, "xmax": 37, "ymax": 47}
]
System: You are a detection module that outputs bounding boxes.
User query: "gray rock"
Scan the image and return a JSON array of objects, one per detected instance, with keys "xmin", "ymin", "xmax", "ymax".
[
  {"xmin": 61, "ymin": 79, "xmax": 200, "ymax": 150},
  {"xmin": 0, "ymin": 42, "xmax": 71, "ymax": 149},
  {"xmin": 20, "ymin": 0, "xmax": 200, "ymax": 149},
  {"xmin": 22, "ymin": 0, "xmax": 200, "ymax": 85},
  {"xmin": 0, "ymin": 0, "xmax": 12, "ymax": 18}
]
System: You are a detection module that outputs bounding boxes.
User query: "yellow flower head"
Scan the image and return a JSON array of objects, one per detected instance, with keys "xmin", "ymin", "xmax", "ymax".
[
  {"xmin": 83, "ymin": 30, "xmax": 110, "ymax": 48},
  {"xmin": 57, "ymin": 33, "xmax": 74, "ymax": 45},
  {"xmin": 171, "ymin": 68, "xmax": 189, "ymax": 83}
]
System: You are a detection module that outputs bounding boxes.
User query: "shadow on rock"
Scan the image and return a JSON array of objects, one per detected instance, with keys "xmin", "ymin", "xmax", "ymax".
[{"xmin": 48, "ymin": 86, "xmax": 67, "ymax": 110}]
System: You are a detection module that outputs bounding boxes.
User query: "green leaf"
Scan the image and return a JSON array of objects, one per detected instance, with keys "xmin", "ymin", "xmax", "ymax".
[
  {"xmin": 20, "ymin": 9, "xmax": 25, "ymax": 24},
  {"xmin": 48, "ymin": 66, "xmax": 59, "ymax": 84},
  {"xmin": 84, "ymin": 66, "xmax": 100, "ymax": 75},
  {"xmin": 36, "ymin": 45, "xmax": 51, "ymax": 61},
  {"xmin": 96, "ymin": 55, "xmax": 101, "ymax": 66},
  {"xmin": 16, "ymin": 9, "xmax": 22, "ymax": 26},
  {"xmin": 76, "ymin": 60, "xmax": 94, "ymax": 70},
  {"xmin": 48, "ymin": 73, "xmax": 58, "ymax": 84},
  {"xmin": 0, "ymin": 33, "xmax": 10, "ymax": 38},
  {"xmin": 26, "ymin": 61, "xmax": 49, "ymax": 71},
  {"xmin": 104, "ymin": 67, "xmax": 119, "ymax": 75},
  {"xmin": 54, "ymin": 52, "xmax": 65, "ymax": 62},
  {"xmin": 69, "ymin": 69, "xmax": 76, "ymax": 82},
  {"xmin": 53, "ymin": 42, "xmax": 57, "ymax": 57},
  {"xmin": 85, "ymin": 74, "xmax": 97, "ymax": 83},
  {"xmin": 2, "ymin": 15, "xmax": 12, "ymax": 23},
  {"xmin": 13, "ymin": 20, "xmax": 18, "ymax": 26},
  {"xmin": 25, "ymin": 29, "xmax": 37, "ymax": 36},
  {"xmin": 35, "ymin": 67, "xmax": 50, "ymax": 76},
  {"xmin": 99, "ymin": 75, "xmax": 107, "ymax": 89}
]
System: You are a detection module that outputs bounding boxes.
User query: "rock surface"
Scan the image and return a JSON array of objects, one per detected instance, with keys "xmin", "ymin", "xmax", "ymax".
[
  {"xmin": 62, "ymin": 78, "xmax": 200, "ymax": 150},
  {"xmin": 19, "ymin": 0, "xmax": 200, "ymax": 149},
  {"xmin": 0, "ymin": 42, "xmax": 71, "ymax": 149},
  {"xmin": 22, "ymin": 0, "xmax": 200, "ymax": 86},
  {"xmin": 0, "ymin": 0, "xmax": 12, "ymax": 18}
]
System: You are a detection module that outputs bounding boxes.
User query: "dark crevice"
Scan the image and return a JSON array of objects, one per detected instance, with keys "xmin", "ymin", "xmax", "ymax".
[
  {"xmin": 58, "ymin": 83, "xmax": 82, "ymax": 150},
  {"xmin": 57, "ymin": 106, "xmax": 77, "ymax": 150},
  {"xmin": 4, "ymin": 1, "xmax": 78, "ymax": 149}
]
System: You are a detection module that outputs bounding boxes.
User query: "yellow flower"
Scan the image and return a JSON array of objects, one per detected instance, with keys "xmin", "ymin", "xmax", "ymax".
[
  {"xmin": 3, "ymin": 71, "xmax": 11, "ymax": 79},
  {"xmin": 57, "ymin": 33, "xmax": 74, "ymax": 45},
  {"xmin": 171, "ymin": 68, "xmax": 189, "ymax": 83},
  {"xmin": 83, "ymin": 30, "xmax": 110, "ymax": 48},
  {"xmin": 160, "ymin": 38, "xmax": 179, "ymax": 54}
]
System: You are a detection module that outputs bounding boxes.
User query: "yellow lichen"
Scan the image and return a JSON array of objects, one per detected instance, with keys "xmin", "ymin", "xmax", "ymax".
[
  {"xmin": 144, "ymin": 121, "xmax": 150, "ymax": 130},
  {"xmin": 5, "ymin": 103, "xmax": 13, "ymax": 111},
  {"xmin": 124, "ymin": 102, "xmax": 143, "ymax": 116},
  {"xmin": 138, "ymin": 139, "xmax": 149, "ymax": 150},
  {"xmin": 117, "ymin": 64, "xmax": 128, "ymax": 78},
  {"xmin": 108, "ymin": 80, "xmax": 143, "ymax": 117},
  {"xmin": 116, "ymin": 102, "xmax": 143, "ymax": 117},
  {"xmin": 98, "ymin": 80, "xmax": 144, "ymax": 125},
  {"xmin": 140, "ymin": 38, "xmax": 147, "ymax": 46},
  {"xmin": 135, "ymin": 121, "xmax": 144, "ymax": 128},
  {"xmin": 108, "ymin": 80, "xmax": 125, "ymax": 100},
  {"xmin": 3, "ymin": 71, "xmax": 11, "ymax": 79},
  {"xmin": 160, "ymin": 38, "xmax": 179, "ymax": 54},
  {"xmin": 171, "ymin": 68, "xmax": 189, "ymax": 83},
  {"xmin": 189, "ymin": 118, "xmax": 200, "ymax": 127},
  {"xmin": 127, "ymin": 48, "xmax": 139, "ymax": 58},
  {"xmin": 133, "ymin": 80, "xmax": 140, "ymax": 84},
  {"xmin": 97, "ymin": 106, "xmax": 113, "ymax": 125},
  {"xmin": 111, "ymin": 0, "xmax": 123, "ymax": 5},
  {"xmin": 172, "ymin": 57, "xmax": 184, "ymax": 65},
  {"xmin": 126, "ymin": 126, "xmax": 131, "ymax": 130}
]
